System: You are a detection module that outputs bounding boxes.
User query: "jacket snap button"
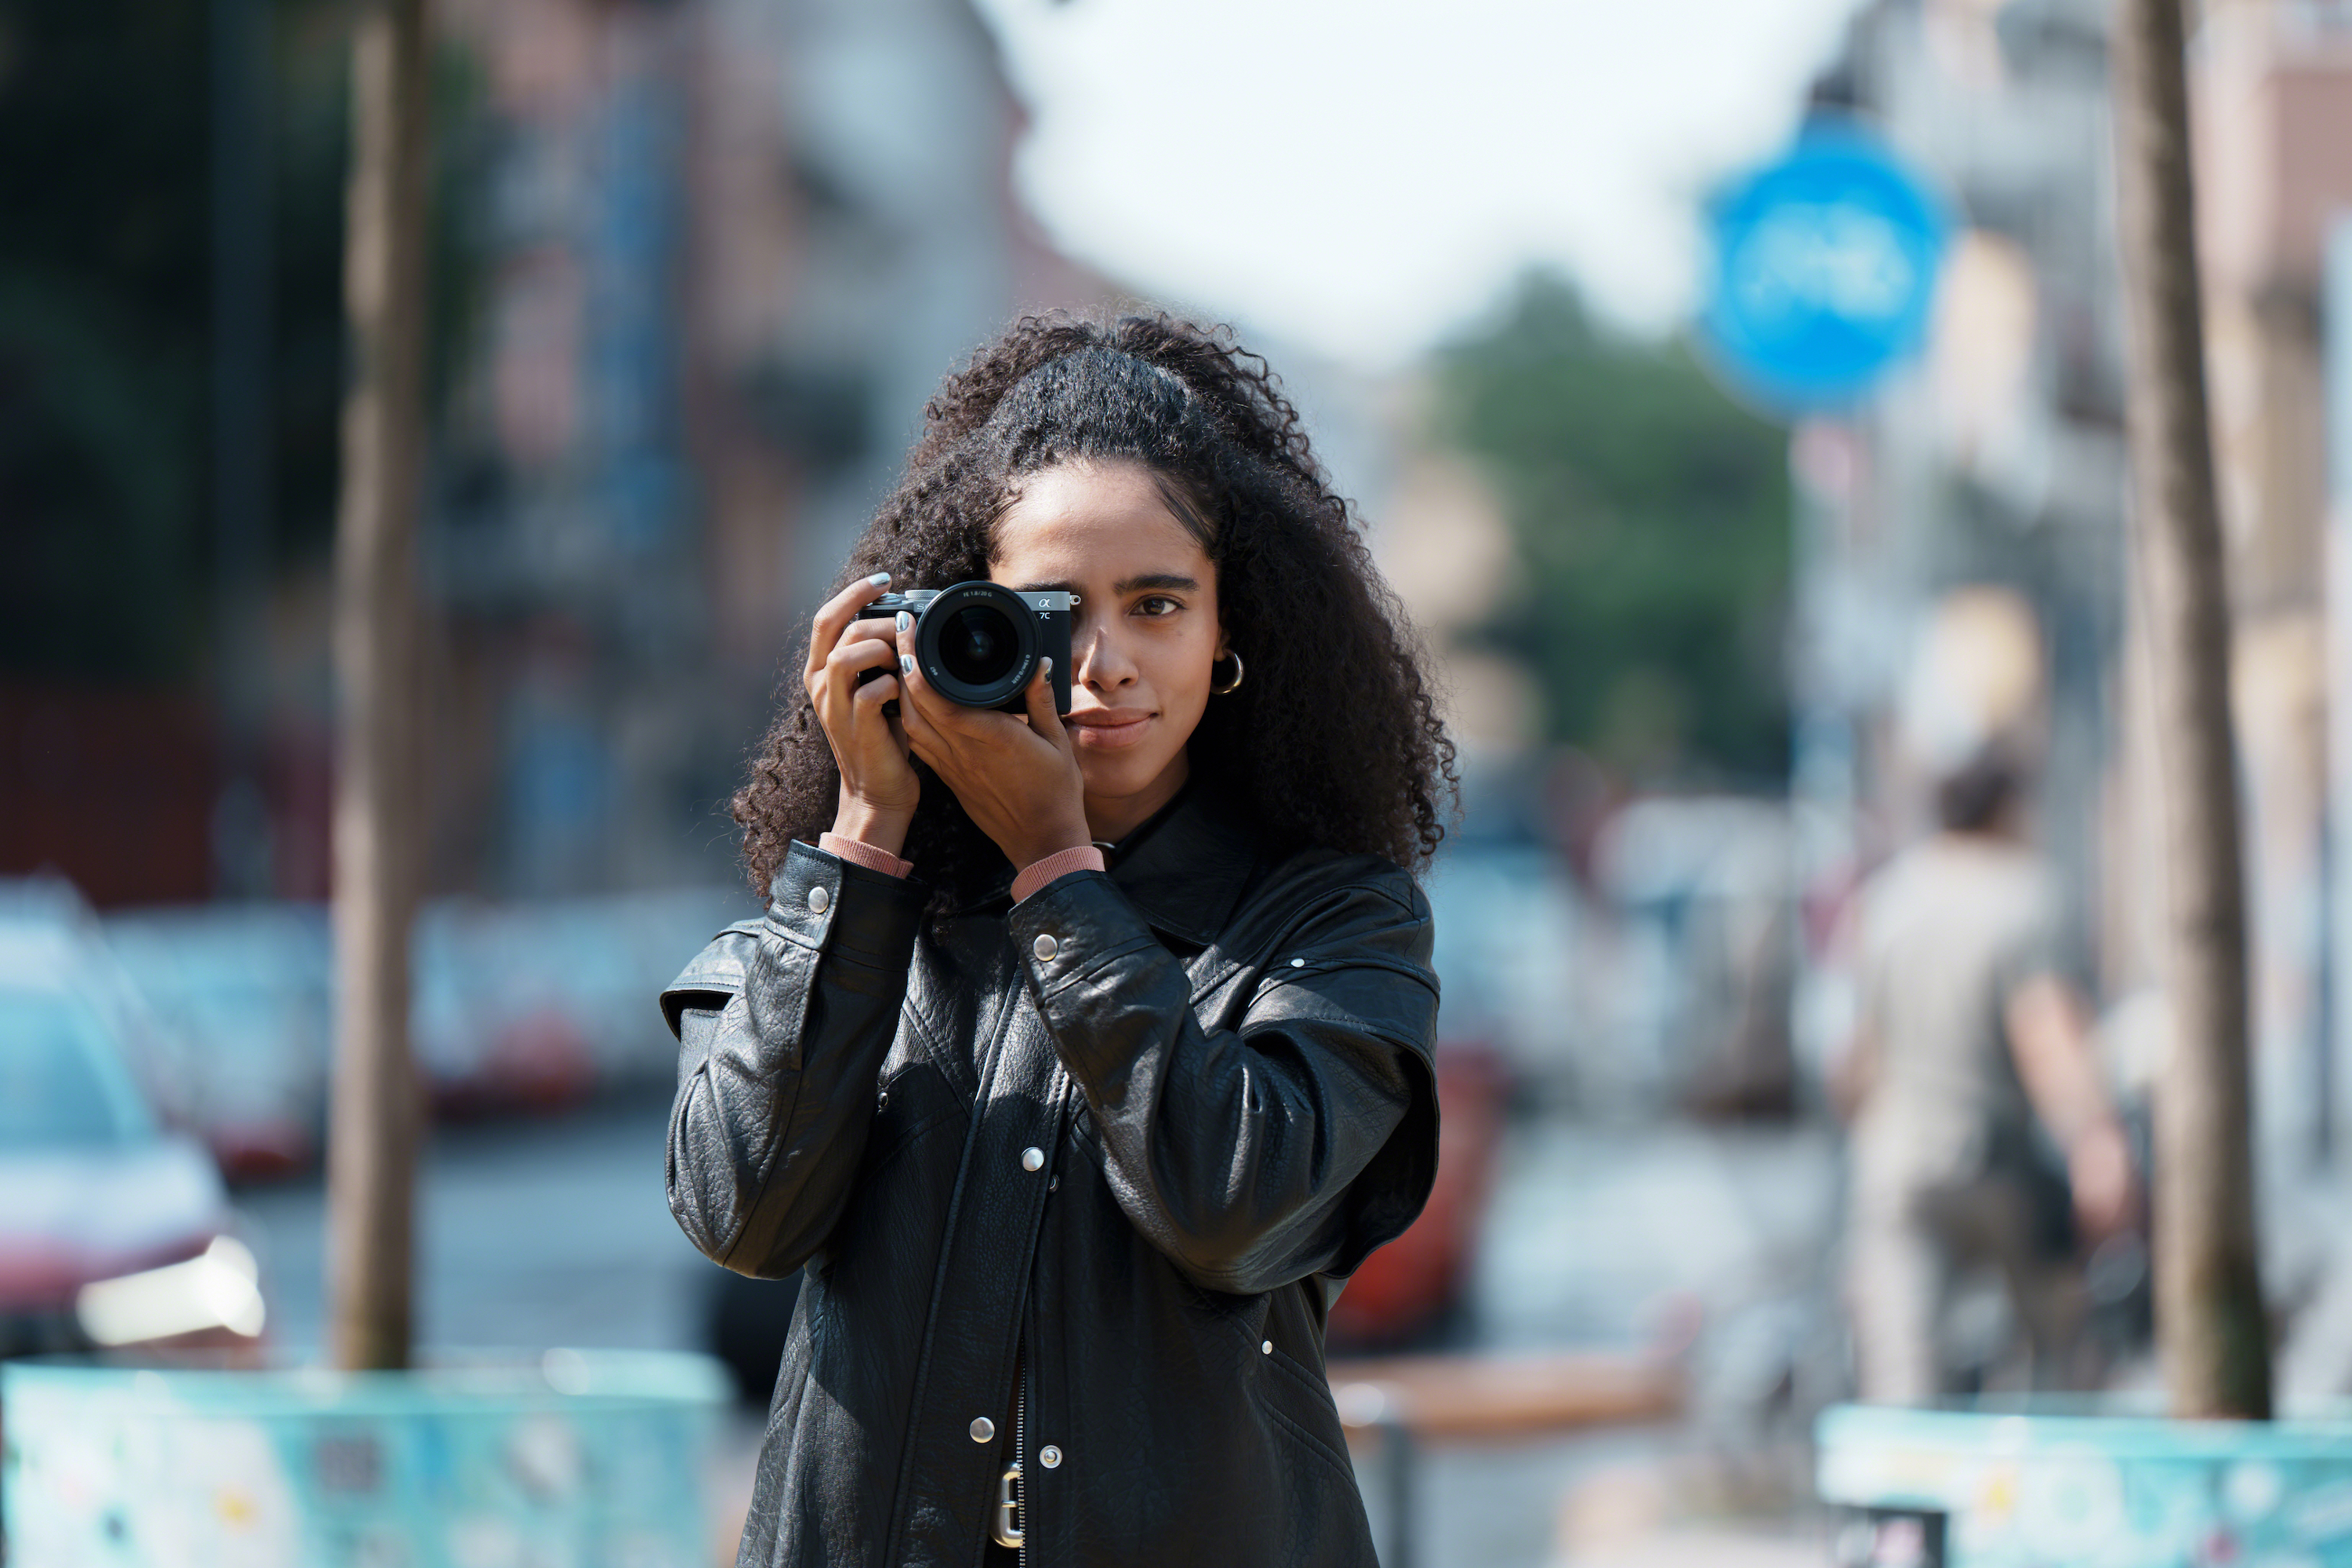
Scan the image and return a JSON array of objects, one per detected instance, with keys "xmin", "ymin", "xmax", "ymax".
[
  {"xmin": 1261, "ymin": 1341, "xmax": 1272, "ymax": 1355},
  {"xmin": 876, "ymin": 1088, "xmax": 889, "ymax": 1111},
  {"xmin": 1022, "ymin": 1146, "xmax": 1044, "ymax": 1172},
  {"xmin": 1040, "ymin": 1445, "xmax": 1062, "ymax": 1469},
  {"xmin": 1033, "ymin": 932, "xmax": 1058, "ymax": 961},
  {"xmin": 807, "ymin": 884, "xmax": 830, "ymax": 914},
  {"xmin": 970, "ymin": 1417, "xmax": 994, "ymax": 1443},
  {"xmin": 1289, "ymin": 957, "xmax": 1305, "ymax": 968}
]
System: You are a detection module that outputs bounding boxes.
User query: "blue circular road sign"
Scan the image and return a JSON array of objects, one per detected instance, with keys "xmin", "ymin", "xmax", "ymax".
[{"xmin": 1699, "ymin": 120, "xmax": 1952, "ymax": 413}]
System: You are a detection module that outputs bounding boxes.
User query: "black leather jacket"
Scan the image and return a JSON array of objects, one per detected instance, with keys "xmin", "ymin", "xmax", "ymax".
[{"xmin": 662, "ymin": 789, "xmax": 1439, "ymax": 1568}]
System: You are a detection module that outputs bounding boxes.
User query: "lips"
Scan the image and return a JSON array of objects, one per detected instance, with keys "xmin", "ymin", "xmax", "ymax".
[{"xmin": 1066, "ymin": 709, "xmax": 1153, "ymax": 749}]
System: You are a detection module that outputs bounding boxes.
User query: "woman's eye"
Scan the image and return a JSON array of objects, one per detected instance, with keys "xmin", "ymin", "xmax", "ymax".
[{"xmin": 1134, "ymin": 596, "xmax": 1180, "ymax": 617}]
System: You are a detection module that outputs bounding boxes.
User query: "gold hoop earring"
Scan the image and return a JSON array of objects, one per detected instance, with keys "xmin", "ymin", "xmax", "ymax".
[{"xmin": 1210, "ymin": 651, "xmax": 1245, "ymax": 695}]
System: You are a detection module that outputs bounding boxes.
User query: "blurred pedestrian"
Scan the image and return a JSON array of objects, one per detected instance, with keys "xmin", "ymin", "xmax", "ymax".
[
  {"xmin": 660, "ymin": 316, "xmax": 1454, "ymax": 1567},
  {"xmin": 1835, "ymin": 746, "xmax": 2136, "ymax": 1404}
]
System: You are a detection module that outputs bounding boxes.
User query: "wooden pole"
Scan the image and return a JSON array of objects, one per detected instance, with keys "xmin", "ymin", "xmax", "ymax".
[
  {"xmin": 327, "ymin": 0, "xmax": 430, "ymax": 1374},
  {"xmin": 2112, "ymin": 0, "xmax": 2273, "ymax": 1421}
]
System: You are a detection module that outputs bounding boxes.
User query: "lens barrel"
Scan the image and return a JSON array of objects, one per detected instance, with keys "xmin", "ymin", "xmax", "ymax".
[{"xmin": 913, "ymin": 582, "xmax": 1040, "ymax": 710}]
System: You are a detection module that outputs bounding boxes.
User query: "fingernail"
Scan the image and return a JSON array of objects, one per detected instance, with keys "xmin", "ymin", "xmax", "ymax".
[
  {"xmin": 895, "ymin": 612, "xmax": 911, "ymax": 633},
  {"xmin": 899, "ymin": 654, "xmax": 915, "ymax": 674},
  {"xmin": 868, "ymin": 572, "xmax": 891, "ymax": 587},
  {"xmin": 1039, "ymin": 656, "xmax": 1053, "ymax": 675}
]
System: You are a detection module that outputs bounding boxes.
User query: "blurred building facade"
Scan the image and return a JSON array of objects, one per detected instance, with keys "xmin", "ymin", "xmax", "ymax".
[
  {"xmin": 1794, "ymin": 0, "xmax": 2352, "ymax": 1167},
  {"xmin": 419, "ymin": 0, "xmax": 1107, "ymax": 898},
  {"xmin": 0, "ymin": 0, "xmax": 1106, "ymax": 909}
]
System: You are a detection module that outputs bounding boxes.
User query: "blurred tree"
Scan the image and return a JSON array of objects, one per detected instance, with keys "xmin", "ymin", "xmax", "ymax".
[
  {"xmin": 328, "ymin": 0, "xmax": 429, "ymax": 1377},
  {"xmin": 0, "ymin": 0, "xmax": 215, "ymax": 679},
  {"xmin": 1436, "ymin": 273, "xmax": 1791, "ymax": 782},
  {"xmin": 2113, "ymin": 0, "xmax": 2268, "ymax": 1421},
  {"xmin": 0, "ymin": 0, "xmax": 474, "ymax": 687}
]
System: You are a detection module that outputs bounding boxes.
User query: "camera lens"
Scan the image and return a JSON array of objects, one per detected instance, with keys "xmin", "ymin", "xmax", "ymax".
[
  {"xmin": 914, "ymin": 581, "xmax": 1040, "ymax": 707},
  {"xmin": 939, "ymin": 604, "xmax": 1015, "ymax": 687}
]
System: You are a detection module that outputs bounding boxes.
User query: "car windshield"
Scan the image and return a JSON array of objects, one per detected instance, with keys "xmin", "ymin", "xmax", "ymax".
[{"xmin": 0, "ymin": 989, "xmax": 149, "ymax": 1149}]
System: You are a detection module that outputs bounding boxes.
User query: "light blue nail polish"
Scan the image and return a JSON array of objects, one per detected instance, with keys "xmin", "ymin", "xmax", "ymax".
[
  {"xmin": 868, "ymin": 572, "xmax": 891, "ymax": 586},
  {"xmin": 895, "ymin": 612, "xmax": 911, "ymax": 633},
  {"xmin": 900, "ymin": 654, "xmax": 915, "ymax": 674},
  {"xmin": 1039, "ymin": 655, "xmax": 1052, "ymax": 675}
]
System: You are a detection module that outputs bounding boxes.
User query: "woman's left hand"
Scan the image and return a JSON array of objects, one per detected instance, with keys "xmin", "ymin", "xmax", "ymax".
[{"xmin": 895, "ymin": 623, "xmax": 1092, "ymax": 870}]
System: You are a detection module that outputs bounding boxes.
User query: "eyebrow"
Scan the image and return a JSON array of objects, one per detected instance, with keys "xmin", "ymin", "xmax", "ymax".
[{"xmin": 1014, "ymin": 573, "xmax": 1200, "ymax": 597}]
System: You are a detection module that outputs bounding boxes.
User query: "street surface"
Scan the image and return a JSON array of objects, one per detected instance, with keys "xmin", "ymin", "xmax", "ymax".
[
  {"xmin": 239, "ymin": 1101, "xmax": 712, "ymax": 1356},
  {"xmin": 240, "ymin": 1102, "xmax": 1843, "ymax": 1568}
]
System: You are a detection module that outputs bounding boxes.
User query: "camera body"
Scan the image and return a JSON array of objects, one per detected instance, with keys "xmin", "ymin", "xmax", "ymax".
[{"xmin": 869, "ymin": 580, "xmax": 1076, "ymax": 715}]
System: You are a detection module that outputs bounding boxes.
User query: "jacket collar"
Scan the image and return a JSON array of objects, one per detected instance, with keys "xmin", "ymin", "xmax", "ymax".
[
  {"xmin": 1102, "ymin": 784, "xmax": 1258, "ymax": 946},
  {"xmin": 952, "ymin": 782, "xmax": 1259, "ymax": 945}
]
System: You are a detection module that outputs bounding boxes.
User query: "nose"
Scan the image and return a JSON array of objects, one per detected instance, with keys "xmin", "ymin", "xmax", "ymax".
[{"xmin": 1074, "ymin": 615, "xmax": 1138, "ymax": 693}]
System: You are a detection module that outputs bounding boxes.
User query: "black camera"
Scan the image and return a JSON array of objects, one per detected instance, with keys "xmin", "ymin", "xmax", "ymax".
[{"xmin": 866, "ymin": 580, "xmax": 1076, "ymax": 714}]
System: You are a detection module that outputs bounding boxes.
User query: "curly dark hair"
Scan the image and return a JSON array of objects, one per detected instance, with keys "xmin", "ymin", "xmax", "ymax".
[{"xmin": 732, "ymin": 312, "xmax": 1457, "ymax": 906}]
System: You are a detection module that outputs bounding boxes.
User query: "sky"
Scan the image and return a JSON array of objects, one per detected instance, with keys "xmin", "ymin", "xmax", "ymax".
[{"xmin": 972, "ymin": 0, "xmax": 1871, "ymax": 368}]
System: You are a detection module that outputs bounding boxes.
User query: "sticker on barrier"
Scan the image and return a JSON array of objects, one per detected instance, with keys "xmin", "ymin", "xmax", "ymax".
[{"xmin": 1, "ymin": 1349, "xmax": 728, "ymax": 1568}]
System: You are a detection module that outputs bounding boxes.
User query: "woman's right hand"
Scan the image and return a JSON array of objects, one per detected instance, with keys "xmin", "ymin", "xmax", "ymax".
[{"xmin": 807, "ymin": 574, "xmax": 918, "ymax": 854}]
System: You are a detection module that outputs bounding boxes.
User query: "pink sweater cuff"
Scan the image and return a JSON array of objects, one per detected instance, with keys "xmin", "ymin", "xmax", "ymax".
[
  {"xmin": 818, "ymin": 833, "xmax": 913, "ymax": 880},
  {"xmin": 1011, "ymin": 845, "xmax": 1106, "ymax": 903}
]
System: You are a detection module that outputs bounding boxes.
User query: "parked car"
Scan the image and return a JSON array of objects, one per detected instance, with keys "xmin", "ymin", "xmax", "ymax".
[
  {"xmin": 1324, "ymin": 1042, "xmax": 1508, "ymax": 1352},
  {"xmin": 104, "ymin": 904, "xmax": 330, "ymax": 1181},
  {"xmin": 1420, "ymin": 841, "xmax": 1586, "ymax": 1093},
  {"xmin": 99, "ymin": 887, "xmax": 754, "ymax": 1154},
  {"xmin": 412, "ymin": 887, "xmax": 749, "ymax": 1116},
  {"xmin": 1590, "ymin": 795, "xmax": 1819, "ymax": 1119},
  {"xmin": 0, "ymin": 912, "xmax": 265, "ymax": 1361}
]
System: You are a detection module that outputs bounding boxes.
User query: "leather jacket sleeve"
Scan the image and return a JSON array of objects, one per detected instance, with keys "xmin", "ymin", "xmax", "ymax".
[
  {"xmin": 662, "ymin": 840, "xmax": 926, "ymax": 1279},
  {"xmin": 1006, "ymin": 862, "xmax": 1439, "ymax": 1296}
]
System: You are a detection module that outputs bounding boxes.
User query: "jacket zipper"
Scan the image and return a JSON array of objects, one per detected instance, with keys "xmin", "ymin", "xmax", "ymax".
[
  {"xmin": 1015, "ymin": 1359, "xmax": 1028, "ymax": 1568},
  {"xmin": 994, "ymin": 1345, "xmax": 1027, "ymax": 1558}
]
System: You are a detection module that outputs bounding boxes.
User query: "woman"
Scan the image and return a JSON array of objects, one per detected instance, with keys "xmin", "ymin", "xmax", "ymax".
[{"xmin": 662, "ymin": 314, "xmax": 1454, "ymax": 1568}]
